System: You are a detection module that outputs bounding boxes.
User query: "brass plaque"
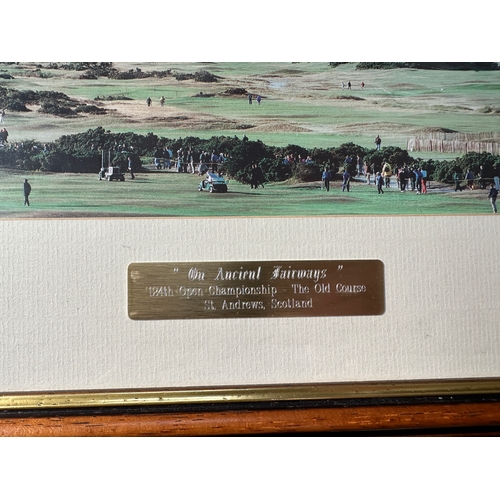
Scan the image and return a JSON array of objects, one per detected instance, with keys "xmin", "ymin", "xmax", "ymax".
[{"xmin": 128, "ymin": 260, "xmax": 385, "ymax": 320}]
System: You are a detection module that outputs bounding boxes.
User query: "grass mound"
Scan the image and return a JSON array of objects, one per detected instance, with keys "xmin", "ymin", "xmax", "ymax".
[
  {"xmin": 478, "ymin": 106, "xmax": 500, "ymax": 114},
  {"xmin": 222, "ymin": 88, "xmax": 248, "ymax": 96},
  {"xmin": 335, "ymin": 95, "xmax": 365, "ymax": 101}
]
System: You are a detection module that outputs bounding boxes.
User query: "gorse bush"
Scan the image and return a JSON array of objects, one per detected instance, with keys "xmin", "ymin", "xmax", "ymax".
[
  {"xmin": 74, "ymin": 104, "xmax": 106, "ymax": 115},
  {"xmin": 356, "ymin": 62, "xmax": 499, "ymax": 71},
  {"xmin": 260, "ymin": 157, "xmax": 293, "ymax": 182},
  {"xmin": 6, "ymin": 100, "xmax": 29, "ymax": 112},
  {"xmin": 452, "ymin": 152, "xmax": 499, "ymax": 179},
  {"xmin": 173, "ymin": 70, "xmax": 218, "ymax": 82},
  {"xmin": 0, "ymin": 86, "xmax": 78, "ymax": 114},
  {"xmin": 364, "ymin": 146, "xmax": 415, "ymax": 170},
  {"xmin": 0, "ymin": 127, "xmax": 499, "ymax": 182},
  {"xmin": 194, "ymin": 70, "xmax": 218, "ymax": 82},
  {"xmin": 38, "ymin": 101, "xmax": 77, "ymax": 116},
  {"xmin": 293, "ymin": 162, "xmax": 322, "ymax": 182},
  {"xmin": 223, "ymin": 139, "xmax": 274, "ymax": 183}
]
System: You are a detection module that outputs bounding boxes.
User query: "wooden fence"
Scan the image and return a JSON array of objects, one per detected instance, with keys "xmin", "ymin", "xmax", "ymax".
[{"xmin": 407, "ymin": 132, "xmax": 500, "ymax": 155}]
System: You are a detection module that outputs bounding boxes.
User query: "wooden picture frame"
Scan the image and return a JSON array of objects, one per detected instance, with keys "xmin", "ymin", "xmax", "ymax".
[
  {"xmin": 2, "ymin": 59, "xmax": 500, "ymax": 436},
  {"xmin": 2, "ymin": 378, "xmax": 500, "ymax": 435}
]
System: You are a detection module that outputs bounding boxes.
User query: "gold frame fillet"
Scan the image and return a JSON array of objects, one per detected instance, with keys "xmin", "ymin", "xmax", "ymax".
[{"xmin": 1, "ymin": 378, "xmax": 499, "ymax": 411}]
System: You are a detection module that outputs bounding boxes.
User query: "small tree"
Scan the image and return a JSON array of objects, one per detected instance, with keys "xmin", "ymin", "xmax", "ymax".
[
  {"xmin": 223, "ymin": 139, "xmax": 273, "ymax": 184},
  {"xmin": 452, "ymin": 152, "xmax": 499, "ymax": 178},
  {"xmin": 310, "ymin": 147, "xmax": 335, "ymax": 167},
  {"xmin": 293, "ymin": 161, "xmax": 322, "ymax": 182},
  {"xmin": 259, "ymin": 157, "xmax": 293, "ymax": 182}
]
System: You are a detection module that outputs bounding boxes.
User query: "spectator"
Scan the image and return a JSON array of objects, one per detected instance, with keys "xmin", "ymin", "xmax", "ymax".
[
  {"xmin": 0, "ymin": 128, "xmax": 8, "ymax": 144},
  {"xmin": 478, "ymin": 165, "xmax": 487, "ymax": 189},
  {"xmin": 164, "ymin": 147, "xmax": 173, "ymax": 169},
  {"xmin": 23, "ymin": 179, "xmax": 31, "ymax": 206},
  {"xmin": 421, "ymin": 166, "xmax": 428, "ymax": 193},
  {"xmin": 415, "ymin": 167, "xmax": 423, "ymax": 193},
  {"xmin": 186, "ymin": 150, "xmax": 194, "ymax": 173},
  {"xmin": 342, "ymin": 169, "xmax": 351, "ymax": 192},
  {"xmin": 356, "ymin": 155, "xmax": 364, "ymax": 176},
  {"xmin": 322, "ymin": 167, "xmax": 331, "ymax": 192},
  {"xmin": 493, "ymin": 165, "xmax": 500, "ymax": 191},
  {"xmin": 465, "ymin": 169, "xmax": 475, "ymax": 189},
  {"xmin": 198, "ymin": 163, "xmax": 209, "ymax": 175},
  {"xmin": 487, "ymin": 182, "xmax": 498, "ymax": 213},
  {"xmin": 399, "ymin": 166, "xmax": 408, "ymax": 192},
  {"xmin": 153, "ymin": 147, "xmax": 164, "ymax": 169},
  {"xmin": 453, "ymin": 171, "xmax": 463, "ymax": 192},
  {"xmin": 409, "ymin": 167, "xmax": 416, "ymax": 191},
  {"xmin": 375, "ymin": 135, "xmax": 381, "ymax": 150},
  {"xmin": 382, "ymin": 163, "xmax": 392, "ymax": 188},
  {"xmin": 127, "ymin": 156, "xmax": 135, "ymax": 179},
  {"xmin": 376, "ymin": 172, "xmax": 384, "ymax": 194},
  {"xmin": 364, "ymin": 161, "xmax": 372, "ymax": 184}
]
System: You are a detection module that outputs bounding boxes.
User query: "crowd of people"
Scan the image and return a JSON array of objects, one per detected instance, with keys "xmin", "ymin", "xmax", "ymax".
[
  {"xmin": 327, "ymin": 149, "xmax": 431, "ymax": 194},
  {"xmin": 341, "ymin": 81, "xmax": 365, "ymax": 91},
  {"xmin": 151, "ymin": 146, "xmax": 229, "ymax": 176},
  {"xmin": 317, "ymin": 153, "xmax": 498, "ymax": 212},
  {"xmin": 320, "ymin": 161, "xmax": 430, "ymax": 195},
  {"xmin": 370, "ymin": 163, "xmax": 429, "ymax": 194},
  {"xmin": 282, "ymin": 153, "xmax": 313, "ymax": 165}
]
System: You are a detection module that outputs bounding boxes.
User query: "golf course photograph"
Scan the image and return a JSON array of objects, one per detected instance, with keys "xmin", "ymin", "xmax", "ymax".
[{"xmin": 1, "ymin": 61, "xmax": 499, "ymax": 218}]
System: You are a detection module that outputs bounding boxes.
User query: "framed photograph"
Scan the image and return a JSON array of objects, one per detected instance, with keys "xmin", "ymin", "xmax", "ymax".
[{"xmin": 1, "ymin": 59, "xmax": 500, "ymax": 435}]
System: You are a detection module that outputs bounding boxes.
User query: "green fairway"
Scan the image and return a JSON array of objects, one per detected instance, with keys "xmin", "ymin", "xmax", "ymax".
[{"xmin": 0, "ymin": 169, "xmax": 494, "ymax": 218}]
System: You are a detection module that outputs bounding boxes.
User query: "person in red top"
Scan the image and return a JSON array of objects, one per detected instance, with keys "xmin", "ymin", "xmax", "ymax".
[{"xmin": 421, "ymin": 166, "xmax": 428, "ymax": 193}]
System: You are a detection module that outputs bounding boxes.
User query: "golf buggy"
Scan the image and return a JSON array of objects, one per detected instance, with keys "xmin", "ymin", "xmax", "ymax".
[
  {"xmin": 101, "ymin": 166, "xmax": 125, "ymax": 181},
  {"xmin": 198, "ymin": 172, "xmax": 228, "ymax": 193}
]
